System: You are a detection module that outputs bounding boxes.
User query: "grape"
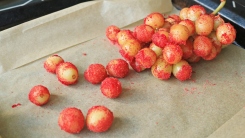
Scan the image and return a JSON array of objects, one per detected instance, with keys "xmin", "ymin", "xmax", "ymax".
[
  {"xmin": 216, "ymin": 23, "xmax": 236, "ymax": 45},
  {"xmin": 180, "ymin": 37, "xmax": 194, "ymax": 59},
  {"xmin": 179, "ymin": 7, "xmax": 189, "ymax": 20},
  {"xmin": 195, "ymin": 14, "xmax": 214, "ymax": 36},
  {"xmin": 163, "ymin": 44, "xmax": 183, "ymax": 64},
  {"xmin": 179, "ymin": 19, "xmax": 195, "ymax": 36},
  {"xmin": 169, "ymin": 24, "xmax": 189, "ymax": 45},
  {"xmin": 187, "ymin": 53, "xmax": 201, "ymax": 63},
  {"xmin": 208, "ymin": 31, "xmax": 222, "ymax": 55},
  {"xmin": 193, "ymin": 35, "xmax": 212, "ymax": 58},
  {"xmin": 144, "ymin": 12, "xmax": 165, "ymax": 30},
  {"xmin": 134, "ymin": 24, "xmax": 155, "ymax": 43},
  {"xmin": 165, "ymin": 14, "xmax": 181, "ymax": 25},
  {"xmin": 151, "ymin": 56, "xmax": 172, "ymax": 80},
  {"xmin": 129, "ymin": 58, "xmax": 146, "ymax": 72},
  {"xmin": 105, "ymin": 2, "xmax": 237, "ymax": 82},
  {"xmin": 135, "ymin": 48, "xmax": 157, "ymax": 68},
  {"xmin": 117, "ymin": 30, "xmax": 135, "ymax": 46},
  {"xmin": 149, "ymin": 42, "xmax": 163, "ymax": 57},
  {"xmin": 161, "ymin": 21, "xmax": 172, "ymax": 32},
  {"xmin": 187, "ymin": 5, "xmax": 206, "ymax": 22},
  {"xmin": 106, "ymin": 25, "xmax": 120, "ymax": 44},
  {"xmin": 172, "ymin": 59, "xmax": 192, "ymax": 81},
  {"xmin": 106, "ymin": 59, "xmax": 129, "ymax": 78},
  {"xmin": 152, "ymin": 29, "xmax": 169, "ymax": 48},
  {"xmin": 119, "ymin": 39, "xmax": 142, "ymax": 62},
  {"xmin": 213, "ymin": 15, "xmax": 224, "ymax": 31},
  {"xmin": 202, "ymin": 45, "xmax": 217, "ymax": 61}
]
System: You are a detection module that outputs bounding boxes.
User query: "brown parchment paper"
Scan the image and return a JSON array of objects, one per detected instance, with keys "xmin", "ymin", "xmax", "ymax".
[
  {"xmin": 1, "ymin": 0, "xmax": 245, "ymax": 138},
  {"xmin": 0, "ymin": 0, "xmax": 172, "ymax": 75}
]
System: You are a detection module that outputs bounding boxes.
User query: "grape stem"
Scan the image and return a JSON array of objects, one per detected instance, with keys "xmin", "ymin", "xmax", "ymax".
[{"xmin": 211, "ymin": 0, "xmax": 226, "ymax": 15}]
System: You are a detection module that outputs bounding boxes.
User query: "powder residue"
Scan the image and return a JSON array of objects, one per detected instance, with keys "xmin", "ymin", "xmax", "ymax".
[{"xmin": 12, "ymin": 103, "xmax": 21, "ymax": 108}]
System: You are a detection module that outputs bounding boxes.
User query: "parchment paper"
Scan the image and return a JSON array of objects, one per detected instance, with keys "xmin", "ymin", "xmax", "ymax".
[
  {"xmin": 0, "ymin": 0, "xmax": 172, "ymax": 75},
  {"xmin": 1, "ymin": 0, "xmax": 245, "ymax": 138}
]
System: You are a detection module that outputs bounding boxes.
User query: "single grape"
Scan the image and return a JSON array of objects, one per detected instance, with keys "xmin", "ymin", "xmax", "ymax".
[
  {"xmin": 179, "ymin": 19, "xmax": 195, "ymax": 36},
  {"xmin": 179, "ymin": 7, "xmax": 189, "ymax": 20},
  {"xmin": 149, "ymin": 42, "xmax": 163, "ymax": 57},
  {"xmin": 180, "ymin": 37, "xmax": 194, "ymax": 59},
  {"xmin": 152, "ymin": 29, "xmax": 169, "ymax": 48},
  {"xmin": 119, "ymin": 39, "xmax": 142, "ymax": 62},
  {"xmin": 208, "ymin": 31, "xmax": 222, "ymax": 55},
  {"xmin": 144, "ymin": 12, "xmax": 165, "ymax": 30},
  {"xmin": 213, "ymin": 15, "xmax": 224, "ymax": 31},
  {"xmin": 193, "ymin": 35, "xmax": 212, "ymax": 58},
  {"xmin": 161, "ymin": 21, "xmax": 172, "ymax": 32},
  {"xmin": 187, "ymin": 5, "xmax": 206, "ymax": 22},
  {"xmin": 169, "ymin": 24, "xmax": 189, "ymax": 45},
  {"xmin": 134, "ymin": 24, "xmax": 155, "ymax": 43},
  {"xmin": 117, "ymin": 30, "xmax": 135, "ymax": 46},
  {"xmin": 129, "ymin": 58, "xmax": 146, "ymax": 72},
  {"xmin": 135, "ymin": 48, "xmax": 157, "ymax": 68},
  {"xmin": 106, "ymin": 25, "xmax": 121, "ymax": 44},
  {"xmin": 202, "ymin": 45, "xmax": 217, "ymax": 61},
  {"xmin": 216, "ymin": 23, "xmax": 236, "ymax": 45},
  {"xmin": 151, "ymin": 56, "xmax": 172, "ymax": 80},
  {"xmin": 165, "ymin": 14, "xmax": 181, "ymax": 25},
  {"xmin": 163, "ymin": 44, "xmax": 183, "ymax": 64},
  {"xmin": 172, "ymin": 59, "xmax": 192, "ymax": 81},
  {"xmin": 187, "ymin": 53, "xmax": 201, "ymax": 63},
  {"xmin": 195, "ymin": 14, "xmax": 214, "ymax": 36}
]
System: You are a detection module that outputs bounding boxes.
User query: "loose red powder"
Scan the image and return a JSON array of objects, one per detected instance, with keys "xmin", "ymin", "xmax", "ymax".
[{"xmin": 12, "ymin": 103, "xmax": 21, "ymax": 108}]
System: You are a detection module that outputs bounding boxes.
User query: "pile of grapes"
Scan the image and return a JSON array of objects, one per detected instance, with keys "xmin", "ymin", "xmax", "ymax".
[{"xmin": 106, "ymin": 0, "xmax": 236, "ymax": 81}]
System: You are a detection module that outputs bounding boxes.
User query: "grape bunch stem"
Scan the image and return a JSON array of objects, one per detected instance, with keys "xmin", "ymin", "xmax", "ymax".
[{"xmin": 211, "ymin": 0, "xmax": 226, "ymax": 15}]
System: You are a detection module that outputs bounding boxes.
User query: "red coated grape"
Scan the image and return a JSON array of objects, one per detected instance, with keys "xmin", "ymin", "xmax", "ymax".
[
  {"xmin": 180, "ymin": 37, "xmax": 194, "ymax": 59},
  {"xmin": 134, "ymin": 24, "xmax": 155, "ymax": 43},
  {"xmin": 163, "ymin": 44, "xmax": 183, "ymax": 64},
  {"xmin": 144, "ymin": 12, "xmax": 165, "ymax": 30},
  {"xmin": 172, "ymin": 59, "xmax": 192, "ymax": 81},
  {"xmin": 135, "ymin": 48, "xmax": 157, "ymax": 68},
  {"xmin": 187, "ymin": 5, "xmax": 206, "ymax": 22},
  {"xmin": 106, "ymin": 25, "xmax": 121, "ymax": 44},
  {"xmin": 119, "ymin": 39, "xmax": 142, "ymax": 62},
  {"xmin": 213, "ymin": 15, "xmax": 224, "ymax": 31},
  {"xmin": 117, "ymin": 30, "xmax": 135, "ymax": 46},
  {"xmin": 216, "ymin": 23, "xmax": 236, "ymax": 45},
  {"xmin": 169, "ymin": 24, "xmax": 189, "ymax": 45},
  {"xmin": 152, "ymin": 29, "xmax": 169, "ymax": 48},
  {"xmin": 149, "ymin": 42, "xmax": 163, "ymax": 57},
  {"xmin": 193, "ymin": 35, "xmax": 212, "ymax": 58},
  {"xmin": 179, "ymin": 7, "xmax": 189, "ymax": 20},
  {"xmin": 179, "ymin": 19, "xmax": 195, "ymax": 36},
  {"xmin": 195, "ymin": 14, "xmax": 214, "ymax": 36},
  {"xmin": 151, "ymin": 56, "xmax": 172, "ymax": 80}
]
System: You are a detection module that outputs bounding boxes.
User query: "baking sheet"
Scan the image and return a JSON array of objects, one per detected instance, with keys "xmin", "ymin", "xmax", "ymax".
[{"xmin": 1, "ymin": 0, "xmax": 245, "ymax": 138}]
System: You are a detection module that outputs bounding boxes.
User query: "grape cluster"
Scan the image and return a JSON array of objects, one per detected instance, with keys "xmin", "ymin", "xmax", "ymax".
[{"xmin": 106, "ymin": 1, "xmax": 236, "ymax": 81}]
